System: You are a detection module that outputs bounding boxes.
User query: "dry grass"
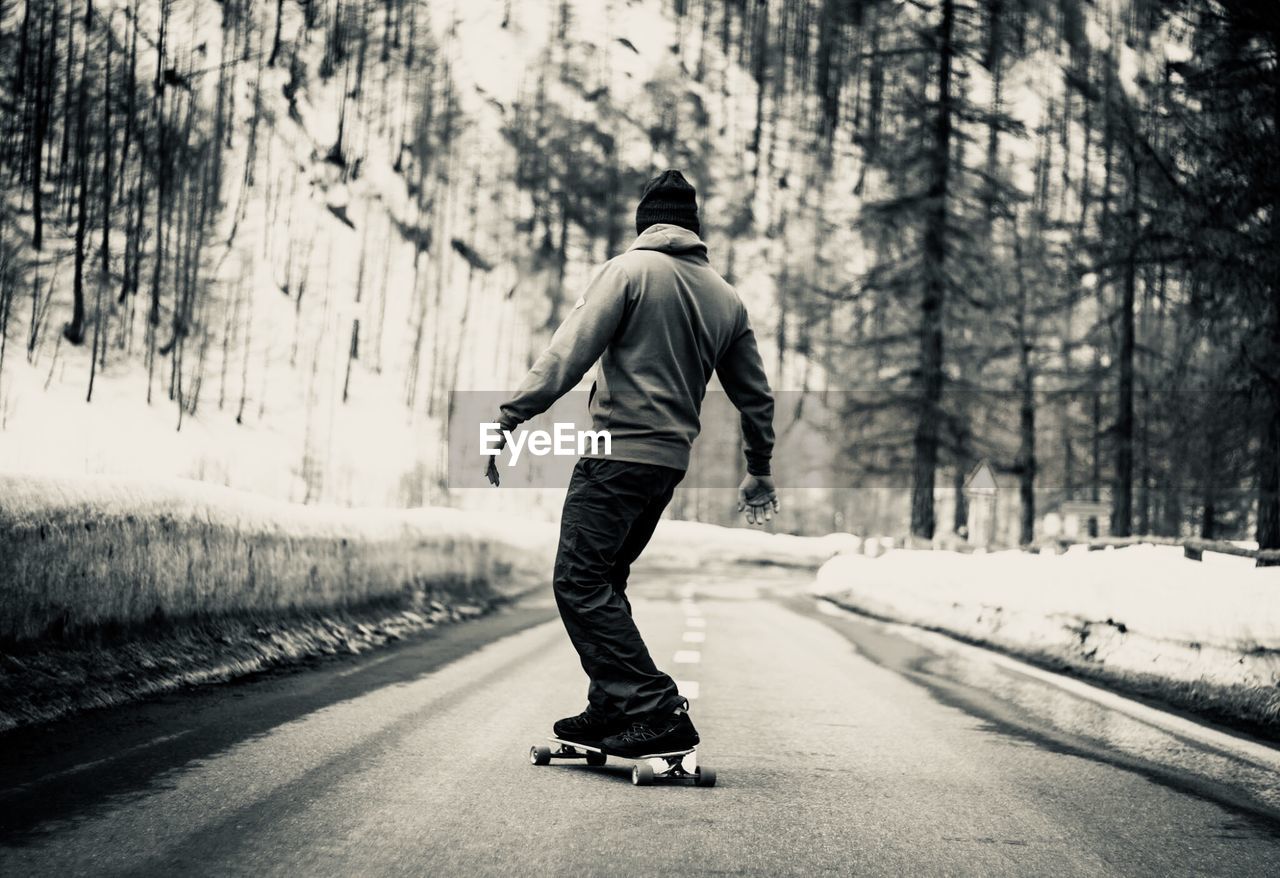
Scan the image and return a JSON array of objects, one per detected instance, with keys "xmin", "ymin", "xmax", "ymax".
[{"xmin": 0, "ymin": 473, "xmax": 555, "ymax": 645}]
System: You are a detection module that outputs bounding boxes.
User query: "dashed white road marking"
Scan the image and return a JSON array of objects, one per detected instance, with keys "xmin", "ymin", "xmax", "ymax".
[
  {"xmin": 686, "ymin": 617, "xmax": 706, "ymax": 628},
  {"xmin": 673, "ymin": 650, "xmax": 701, "ymax": 664},
  {"xmin": 675, "ymin": 680, "xmax": 700, "ymax": 700},
  {"xmin": 682, "ymin": 631, "xmax": 706, "ymax": 643}
]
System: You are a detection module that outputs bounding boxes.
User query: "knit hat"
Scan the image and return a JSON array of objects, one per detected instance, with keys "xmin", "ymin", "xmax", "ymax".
[{"xmin": 635, "ymin": 169, "xmax": 700, "ymax": 236}]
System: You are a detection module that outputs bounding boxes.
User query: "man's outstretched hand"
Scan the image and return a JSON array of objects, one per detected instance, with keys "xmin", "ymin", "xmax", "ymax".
[
  {"xmin": 737, "ymin": 474, "xmax": 779, "ymax": 526},
  {"xmin": 484, "ymin": 431, "xmax": 506, "ymax": 486}
]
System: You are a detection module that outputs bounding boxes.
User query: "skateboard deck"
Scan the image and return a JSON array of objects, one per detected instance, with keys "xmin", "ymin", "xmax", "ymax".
[{"xmin": 529, "ymin": 737, "xmax": 716, "ymax": 787}]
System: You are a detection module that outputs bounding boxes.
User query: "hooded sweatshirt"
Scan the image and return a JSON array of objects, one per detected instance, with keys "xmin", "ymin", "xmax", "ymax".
[{"xmin": 498, "ymin": 224, "xmax": 774, "ymax": 475}]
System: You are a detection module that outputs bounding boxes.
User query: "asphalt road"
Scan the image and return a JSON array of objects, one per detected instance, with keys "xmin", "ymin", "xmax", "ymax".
[{"xmin": 3, "ymin": 572, "xmax": 1279, "ymax": 876}]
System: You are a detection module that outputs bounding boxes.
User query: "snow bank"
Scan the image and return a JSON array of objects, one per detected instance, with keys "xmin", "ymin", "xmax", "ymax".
[
  {"xmin": 815, "ymin": 546, "xmax": 1280, "ymax": 726},
  {"xmin": 640, "ymin": 520, "xmax": 860, "ymax": 572},
  {"xmin": 0, "ymin": 473, "xmax": 556, "ymax": 644}
]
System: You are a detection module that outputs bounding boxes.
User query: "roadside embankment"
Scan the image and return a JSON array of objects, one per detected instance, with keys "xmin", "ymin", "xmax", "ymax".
[
  {"xmin": 0, "ymin": 473, "xmax": 556, "ymax": 731},
  {"xmin": 814, "ymin": 545, "xmax": 1280, "ymax": 737}
]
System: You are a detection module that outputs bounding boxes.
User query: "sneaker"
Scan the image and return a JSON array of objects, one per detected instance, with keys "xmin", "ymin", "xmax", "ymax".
[
  {"xmin": 553, "ymin": 704, "xmax": 627, "ymax": 745},
  {"xmin": 600, "ymin": 710, "xmax": 699, "ymax": 758}
]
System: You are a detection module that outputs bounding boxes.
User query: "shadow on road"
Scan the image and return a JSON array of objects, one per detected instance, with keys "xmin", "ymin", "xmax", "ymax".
[{"xmin": 0, "ymin": 603, "xmax": 557, "ymax": 842}]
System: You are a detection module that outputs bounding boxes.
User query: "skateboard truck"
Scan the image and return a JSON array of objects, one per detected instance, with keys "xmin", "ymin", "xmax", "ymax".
[{"xmin": 530, "ymin": 738, "xmax": 717, "ymax": 787}]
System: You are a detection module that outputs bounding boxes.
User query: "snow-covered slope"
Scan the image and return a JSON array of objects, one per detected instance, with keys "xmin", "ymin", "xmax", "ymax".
[{"xmin": 0, "ymin": 0, "xmax": 764, "ymax": 516}]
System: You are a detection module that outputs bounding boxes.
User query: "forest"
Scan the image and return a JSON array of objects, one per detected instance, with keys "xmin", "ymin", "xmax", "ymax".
[{"xmin": 0, "ymin": 0, "xmax": 1276, "ymax": 558}]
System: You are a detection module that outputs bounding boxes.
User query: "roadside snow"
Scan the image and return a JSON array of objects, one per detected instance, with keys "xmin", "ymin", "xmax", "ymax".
[{"xmin": 814, "ymin": 546, "xmax": 1280, "ymax": 692}]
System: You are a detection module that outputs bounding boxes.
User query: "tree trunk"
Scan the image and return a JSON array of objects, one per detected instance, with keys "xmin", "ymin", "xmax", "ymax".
[
  {"xmin": 910, "ymin": 0, "xmax": 955, "ymax": 540},
  {"xmin": 1138, "ymin": 386, "xmax": 1151, "ymax": 534},
  {"xmin": 0, "ymin": 221, "xmax": 12, "ymax": 392},
  {"xmin": 952, "ymin": 441, "xmax": 968, "ymax": 535},
  {"xmin": 10, "ymin": 0, "xmax": 33, "ymax": 179},
  {"xmin": 100, "ymin": 9, "xmax": 113, "ymax": 277},
  {"xmin": 748, "ymin": 0, "xmax": 768, "ymax": 190},
  {"xmin": 88, "ymin": 271, "xmax": 102, "ymax": 400},
  {"xmin": 1090, "ymin": 355, "xmax": 1102, "ymax": 537},
  {"xmin": 59, "ymin": 6, "xmax": 76, "ymax": 198},
  {"xmin": 270, "ymin": 0, "xmax": 285, "ymax": 66},
  {"xmin": 1200, "ymin": 494, "xmax": 1215, "ymax": 541},
  {"xmin": 1258, "ymin": 400, "xmax": 1280, "ymax": 565},
  {"xmin": 1112, "ymin": 148, "xmax": 1140, "ymax": 537},
  {"xmin": 31, "ymin": 9, "xmax": 51, "ymax": 251},
  {"xmin": 1018, "ymin": 387, "xmax": 1036, "ymax": 546},
  {"xmin": 65, "ymin": 0, "xmax": 92, "ymax": 346},
  {"xmin": 1014, "ymin": 220, "xmax": 1036, "ymax": 546},
  {"xmin": 982, "ymin": 0, "xmax": 1003, "ymax": 224},
  {"xmin": 1259, "ymin": 57, "xmax": 1280, "ymax": 565},
  {"xmin": 117, "ymin": 0, "xmax": 138, "ymax": 206}
]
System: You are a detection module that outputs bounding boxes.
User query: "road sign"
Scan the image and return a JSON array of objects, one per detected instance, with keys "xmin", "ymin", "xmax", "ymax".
[
  {"xmin": 963, "ymin": 460, "xmax": 998, "ymax": 496},
  {"xmin": 963, "ymin": 460, "xmax": 998, "ymax": 547}
]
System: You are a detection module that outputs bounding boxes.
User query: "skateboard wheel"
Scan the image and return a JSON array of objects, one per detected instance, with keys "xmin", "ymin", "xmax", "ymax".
[
  {"xmin": 695, "ymin": 767, "xmax": 716, "ymax": 787},
  {"xmin": 530, "ymin": 745, "xmax": 551, "ymax": 766},
  {"xmin": 586, "ymin": 751, "xmax": 607, "ymax": 767},
  {"xmin": 632, "ymin": 764, "xmax": 655, "ymax": 786}
]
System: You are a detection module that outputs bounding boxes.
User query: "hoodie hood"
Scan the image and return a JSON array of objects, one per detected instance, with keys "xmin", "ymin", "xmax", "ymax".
[{"xmin": 628, "ymin": 223, "xmax": 708, "ymax": 259}]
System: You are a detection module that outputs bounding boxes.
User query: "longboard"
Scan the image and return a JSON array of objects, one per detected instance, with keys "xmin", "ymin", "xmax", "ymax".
[{"xmin": 529, "ymin": 737, "xmax": 716, "ymax": 787}]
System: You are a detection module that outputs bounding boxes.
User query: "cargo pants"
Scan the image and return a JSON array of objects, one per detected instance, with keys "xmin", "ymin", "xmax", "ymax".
[{"xmin": 553, "ymin": 457, "xmax": 685, "ymax": 720}]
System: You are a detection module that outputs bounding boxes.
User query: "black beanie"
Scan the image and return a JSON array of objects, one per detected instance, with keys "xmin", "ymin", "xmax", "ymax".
[{"xmin": 635, "ymin": 169, "xmax": 700, "ymax": 236}]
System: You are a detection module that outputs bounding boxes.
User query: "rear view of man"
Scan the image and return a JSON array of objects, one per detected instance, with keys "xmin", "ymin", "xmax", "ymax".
[{"xmin": 487, "ymin": 170, "xmax": 777, "ymax": 757}]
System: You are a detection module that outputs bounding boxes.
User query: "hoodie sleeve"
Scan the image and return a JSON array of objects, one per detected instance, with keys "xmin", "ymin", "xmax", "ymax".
[
  {"xmin": 498, "ymin": 260, "xmax": 629, "ymax": 430},
  {"xmin": 715, "ymin": 305, "xmax": 775, "ymax": 477}
]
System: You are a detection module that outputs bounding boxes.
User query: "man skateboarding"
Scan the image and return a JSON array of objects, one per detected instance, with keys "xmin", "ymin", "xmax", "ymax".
[{"xmin": 487, "ymin": 170, "xmax": 777, "ymax": 758}]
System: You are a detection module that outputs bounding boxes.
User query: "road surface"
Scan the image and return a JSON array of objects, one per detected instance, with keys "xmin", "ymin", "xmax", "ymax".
[{"xmin": 2, "ymin": 571, "xmax": 1279, "ymax": 876}]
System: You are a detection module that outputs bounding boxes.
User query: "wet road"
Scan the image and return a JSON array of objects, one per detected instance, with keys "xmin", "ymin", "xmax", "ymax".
[{"xmin": 2, "ymin": 573, "xmax": 1279, "ymax": 876}]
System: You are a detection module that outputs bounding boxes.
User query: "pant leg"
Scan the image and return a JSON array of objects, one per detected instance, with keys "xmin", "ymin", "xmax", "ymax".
[
  {"xmin": 586, "ymin": 473, "xmax": 682, "ymax": 706},
  {"xmin": 554, "ymin": 458, "xmax": 684, "ymax": 719},
  {"xmin": 607, "ymin": 475, "xmax": 679, "ymax": 601}
]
